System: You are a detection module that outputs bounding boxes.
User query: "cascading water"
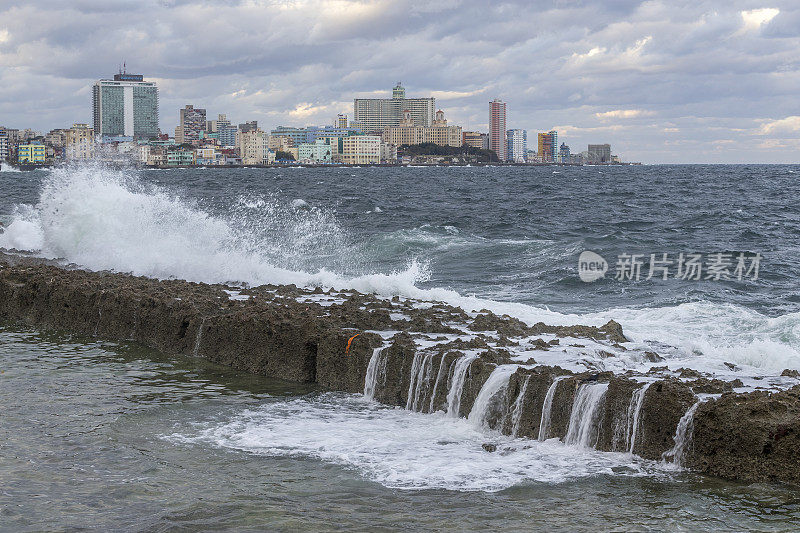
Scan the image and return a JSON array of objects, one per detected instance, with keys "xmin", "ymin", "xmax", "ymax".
[
  {"xmin": 538, "ymin": 375, "xmax": 567, "ymax": 441},
  {"xmin": 363, "ymin": 347, "xmax": 385, "ymax": 400},
  {"xmin": 428, "ymin": 353, "xmax": 448, "ymax": 413},
  {"xmin": 626, "ymin": 382, "xmax": 651, "ymax": 454},
  {"xmin": 510, "ymin": 375, "xmax": 531, "ymax": 437},
  {"xmin": 467, "ymin": 365, "xmax": 516, "ymax": 429},
  {"xmin": 405, "ymin": 352, "xmax": 424, "ymax": 410},
  {"xmin": 564, "ymin": 382, "xmax": 609, "ymax": 448},
  {"xmin": 193, "ymin": 318, "xmax": 206, "ymax": 357},
  {"xmin": 410, "ymin": 352, "xmax": 436, "ymax": 412},
  {"xmin": 445, "ymin": 353, "xmax": 479, "ymax": 417},
  {"xmin": 663, "ymin": 399, "xmax": 703, "ymax": 466}
]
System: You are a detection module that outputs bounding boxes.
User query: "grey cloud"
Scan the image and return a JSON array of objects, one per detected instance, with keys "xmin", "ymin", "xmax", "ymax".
[{"xmin": 0, "ymin": 0, "xmax": 798, "ymax": 162}]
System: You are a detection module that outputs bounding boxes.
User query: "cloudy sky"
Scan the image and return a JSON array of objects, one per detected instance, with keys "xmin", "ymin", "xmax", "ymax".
[{"xmin": 0, "ymin": 0, "xmax": 798, "ymax": 163}]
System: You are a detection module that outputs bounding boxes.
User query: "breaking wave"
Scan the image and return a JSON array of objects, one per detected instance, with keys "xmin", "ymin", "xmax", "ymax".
[{"xmin": 1, "ymin": 164, "xmax": 799, "ymax": 374}]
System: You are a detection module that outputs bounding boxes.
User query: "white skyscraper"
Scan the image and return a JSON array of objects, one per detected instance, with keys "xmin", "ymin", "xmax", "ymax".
[{"xmin": 92, "ymin": 71, "xmax": 159, "ymax": 140}]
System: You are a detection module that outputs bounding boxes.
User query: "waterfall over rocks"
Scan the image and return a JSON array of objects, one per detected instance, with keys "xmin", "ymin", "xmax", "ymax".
[
  {"xmin": 467, "ymin": 365, "xmax": 516, "ymax": 429},
  {"xmin": 626, "ymin": 382, "xmax": 651, "ymax": 454},
  {"xmin": 663, "ymin": 400, "xmax": 702, "ymax": 466},
  {"xmin": 193, "ymin": 318, "xmax": 206, "ymax": 357},
  {"xmin": 445, "ymin": 353, "xmax": 480, "ymax": 417},
  {"xmin": 564, "ymin": 382, "xmax": 609, "ymax": 448},
  {"xmin": 428, "ymin": 353, "xmax": 448, "ymax": 413},
  {"xmin": 363, "ymin": 347, "xmax": 385, "ymax": 400},
  {"xmin": 538, "ymin": 376, "xmax": 568, "ymax": 441},
  {"xmin": 510, "ymin": 375, "xmax": 532, "ymax": 437}
]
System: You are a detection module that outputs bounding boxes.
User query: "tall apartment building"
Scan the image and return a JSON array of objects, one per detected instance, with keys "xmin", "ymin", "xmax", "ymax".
[
  {"xmin": 92, "ymin": 71, "xmax": 159, "ymax": 140},
  {"xmin": 489, "ymin": 99, "xmax": 507, "ymax": 161},
  {"xmin": 559, "ymin": 143, "xmax": 571, "ymax": 162},
  {"xmin": 237, "ymin": 129, "xmax": 270, "ymax": 165},
  {"xmin": 537, "ymin": 131, "xmax": 558, "ymax": 162},
  {"xmin": 382, "ymin": 109, "xmax": 462, "ymax": 147},
  {"xmin": 588, "ymin": 144, "xmax": 611, "ymax": 163},
  {"xmin": 65, "ymin": 123, "xmax": 95, "ymax": 160},
  {"xmin": 354, "ymin": 83, "xmax": 435, "ymax": 133},
  {"xmin": 0, "ymin": 130, "xmax": 9, "ymax": 161},
  {"xmin": 506, "ymin": 129, "xmax": 527, "ymax": 163},
  {"xmin": 336, "ymin": 114, "xmax": 348, "ymax": 128},
  {"xmin": 178, "ymin": 105, "xmax": 206, "ymax": 144}
]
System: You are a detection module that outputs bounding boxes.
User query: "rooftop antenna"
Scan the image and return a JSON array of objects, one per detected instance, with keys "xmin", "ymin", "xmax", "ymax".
[{"xmin": 123, "ymin": 60, "xmax": 126, "ymax": 74}]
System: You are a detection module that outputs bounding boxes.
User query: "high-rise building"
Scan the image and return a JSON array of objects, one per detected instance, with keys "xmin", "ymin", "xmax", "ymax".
[
  {"xmin": 239, "ymin": 121, "xmax": 258, "ymax": 133},
  {"xmin": 237, "ymin": 129, "xmax": 270, "ymax": 165},
  {"xmin": 489, "ymin": 99, "xmax": 507, "ymax": 161},
  {"xmin": 0, "ymin": 130, "xmax": 8, "ymax": 161},
  {"xmin": 588, "ymin": 143, "xmax": 611, "ymax": 162},
  {"xmin": 559, "ymin": 142, "xmax": 571, "ymax": 162},
  {"xmin": 92, "ymin": 71, "xmax": 159, "ymax": 140},
  {"xmin": 65, "ymin": 123, "xmax": 95, "ymax": 160},
  {"xmin": 178, "ymin": 105, "xmax": 206, "ymax": 144},
  {"xmin": 336, "ymin": 114, "xmax": 348, "ymax": 128},
  {"xmin": 354, "ymin": 83, "xmax": 435, "ymax": 133},
  {"xmin": 538, "ymin": 131, "xmax": 558, "ymax": 162},
  {"xmin": 506, "ymin": 129, "xmax": 527, "ymax": 163}
]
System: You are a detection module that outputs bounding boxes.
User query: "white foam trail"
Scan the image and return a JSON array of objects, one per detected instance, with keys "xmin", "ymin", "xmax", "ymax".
[
  {"xmin": 363, "ymin": 347, "xmax": 384, "ymax": 400},
  {"xmin": 626, "ymin": 382, "xmax": 651, "ymax": 454},
  {"xmin": 174, "ymin": 393, "xmax": 662, "ymax": 491},
  {"xmin": 510, "ymin": 374, "xmax": 531, "ymax": 437},
  {"xmin": 445, "ymin": 353, "xmax": 479, "ymax": 417},
  {"xmin": 564, "ymin": 383, "xmax": 609, "ymax": 448},
  {"xmin": 538, "ymin": 376, "xmax": 568, "ymax": 441},
  {"xmin": 467, "ymin": 364, "xmax": 516, "ymax": 430}
]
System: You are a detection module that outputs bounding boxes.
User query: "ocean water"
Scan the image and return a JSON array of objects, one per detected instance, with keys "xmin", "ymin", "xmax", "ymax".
[{"xmin": 1, "ymin": 164, "xmax": 799, "ymax": 530}]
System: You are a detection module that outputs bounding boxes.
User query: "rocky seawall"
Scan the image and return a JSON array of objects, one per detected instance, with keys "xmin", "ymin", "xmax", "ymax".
[{"xmin": 0, "ymin": 251, "xmax": 797, "ymax": 485}]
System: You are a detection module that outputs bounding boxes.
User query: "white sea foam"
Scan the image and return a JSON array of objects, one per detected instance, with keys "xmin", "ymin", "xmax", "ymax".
[
  {"xmin": 175, "ymin": 393, "xmax": 660, "ymax": 491},
  {"xmin": 2, "ymin": 164, "xmax": 799, "ymax": 377}
]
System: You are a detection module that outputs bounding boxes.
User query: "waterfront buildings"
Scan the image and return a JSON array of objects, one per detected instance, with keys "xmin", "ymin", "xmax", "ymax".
[
  {"xmin": 65, "ymin": 124, "xmax": 95, "ymax": 160},
  {"xmin": 17, "ymin": 143, "xmax": 46, "ymax": 163},
  {"xmin": 588, "ymin": 144, "xmax": 612, "ymax": 163},
  {"xmin": 537, "ymin": 131, "xmax": 558, "ymax": 162},
  {"xmin": 559, "ymin": 142, "xmax": 571, "ymax": 162},
  {"xmin": 92, "ymin": 72, "xmax": 159, "ymax": 140},
  {"xmin": 176, "ymin": 105, "xmax": 206, "ymax": 144},
  {"xmin": 462, "ymin": 131, "xmax": 489, "ymax": 150},
  {"xmin": 354, "ymin": 83, "xmax": 435, "ymax": 133},
  {"xmin": 489, "ymin": 99, "xmax": 507, "ymax": 162},
  {"xmin": 506, "ymin": 129, "xmax": 527, "ymax": 162},
  {"xmin": 237, "ymin": 129, "xmax": 271, "ymax": 165},
  {"xmin": 340, "ymin": 135, "xmax": 395, "ymax": 164},
  {"xmin": 298, "ymin": 139, "xmax": 333, "ymax": 163},
  {"xmin": 0, "ymin": 130, "xmax": 9, "ymax": 161},
  {"xmin": 382, "ymin": 109, "xmax": 462, "ymax": 147}
]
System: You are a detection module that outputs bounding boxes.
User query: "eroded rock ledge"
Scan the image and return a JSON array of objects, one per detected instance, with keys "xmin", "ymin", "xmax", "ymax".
[{"xmin": 0, "ymin": 251, "xmax": 797, "ymax": 485}]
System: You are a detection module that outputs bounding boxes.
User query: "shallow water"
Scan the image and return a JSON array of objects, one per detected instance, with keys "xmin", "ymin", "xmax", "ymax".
[{"xmin": 2, "ymin": 326, "xmax": 799, "ymax": 531}]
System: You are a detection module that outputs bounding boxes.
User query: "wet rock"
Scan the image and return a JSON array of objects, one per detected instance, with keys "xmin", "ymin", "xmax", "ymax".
[
  {"xmin": 643, "ymin": 351, "xmax": 663, "ymax": 363},
  {"xmin": 781, "ymin": 369, "xmax": 800, "ymax": 378},
  {"xmin": 688, "ymin": 386, "xmax": 800, "ymax": 484},
  {"xmin": 482, "ymin": 443, "xmax": 497, "ymax": 452}
]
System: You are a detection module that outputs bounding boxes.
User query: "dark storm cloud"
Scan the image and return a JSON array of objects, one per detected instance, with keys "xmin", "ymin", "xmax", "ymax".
[{"xmin": 0, "ymin": 0, "xmax": 797, "ymax": 162}]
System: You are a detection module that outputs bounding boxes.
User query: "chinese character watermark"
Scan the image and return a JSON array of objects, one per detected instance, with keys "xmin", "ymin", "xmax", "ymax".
[{"xmin": 578, "ymin": 251, "xmax": 761, "ymax": 282}]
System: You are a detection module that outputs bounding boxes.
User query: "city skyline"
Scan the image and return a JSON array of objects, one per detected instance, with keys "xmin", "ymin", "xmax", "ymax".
[{"xmin": 0, "ymin": 1, "xmax": 798, "ymax": 164}]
